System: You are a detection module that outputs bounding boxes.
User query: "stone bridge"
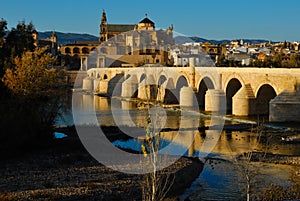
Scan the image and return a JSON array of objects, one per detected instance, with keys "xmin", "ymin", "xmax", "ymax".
[{"xmin": 82, "ymin": 66, "xmax": 300, "ymax": 122}]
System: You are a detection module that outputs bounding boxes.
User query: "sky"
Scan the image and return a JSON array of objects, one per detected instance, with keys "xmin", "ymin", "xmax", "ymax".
[{"xmin": 1, "ymin": 0, "xmax": 300, "ymax": 42}]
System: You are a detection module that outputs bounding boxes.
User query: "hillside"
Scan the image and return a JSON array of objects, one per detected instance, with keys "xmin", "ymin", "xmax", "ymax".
[
  {"xmin": 38, "ymin": 31, "xmax": 271, "ymax": 45},
  {"xmin": 175, "ymin": 36, "xmax": 270, "ymax": 45},
  {"xmin": 38, "ymin": 31, "xmax": 99, "ymax": 45}
]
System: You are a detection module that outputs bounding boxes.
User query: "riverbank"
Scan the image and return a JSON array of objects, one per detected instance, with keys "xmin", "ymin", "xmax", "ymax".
[
  {"xmin": 1, "ymin": 122, "xmax": 300, "ymax": 200},
  {"xmin": 0, "ymin": 126, "xmax": 203, "ymax": 201}
]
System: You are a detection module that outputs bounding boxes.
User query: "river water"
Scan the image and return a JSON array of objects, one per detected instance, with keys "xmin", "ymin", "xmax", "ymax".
[{"xmin": 56, "ymin": 92, "xmax": 300, "ymax": 200}]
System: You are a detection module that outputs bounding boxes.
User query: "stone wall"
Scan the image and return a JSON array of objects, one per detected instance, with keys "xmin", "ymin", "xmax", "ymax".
[{"xmin": 270, "ymin": 92, "xmax": 300, "ymax": 122}]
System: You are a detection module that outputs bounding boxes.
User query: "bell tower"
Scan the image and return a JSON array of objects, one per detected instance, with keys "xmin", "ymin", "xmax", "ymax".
[{"xmin": 99, "ymin": 9, "xmax": 108, "ymax": 42}]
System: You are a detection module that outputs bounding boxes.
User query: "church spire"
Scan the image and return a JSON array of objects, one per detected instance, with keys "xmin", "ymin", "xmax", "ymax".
[
  {"xmin": 101, "ymin": 9, "xmax": 107, "ymax": 23},
  {"xmin": 99, "ymin": 9, "xmax": 108, "ymax": 42}
]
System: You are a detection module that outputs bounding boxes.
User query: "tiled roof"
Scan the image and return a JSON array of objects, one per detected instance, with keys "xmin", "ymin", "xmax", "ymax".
[{"xmin": 107, "ymin": 24, "xmax": 135, "ymax": 33}]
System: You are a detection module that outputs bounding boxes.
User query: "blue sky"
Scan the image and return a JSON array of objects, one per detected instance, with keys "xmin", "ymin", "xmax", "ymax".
[{"xmin": 2, "ymin": 0, "xmax": 300, "ymax": 42}]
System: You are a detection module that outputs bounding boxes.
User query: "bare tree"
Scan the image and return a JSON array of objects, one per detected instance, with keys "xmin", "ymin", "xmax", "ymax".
[{"xmin": 140, "ymin": 66, "xmax": 175, "ymax": 201}]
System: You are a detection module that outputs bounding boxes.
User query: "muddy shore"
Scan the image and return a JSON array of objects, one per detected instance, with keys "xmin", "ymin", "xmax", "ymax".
[
  {"xmin": 1, "ymin": 124, "xmax": 300, "ymax": 200},
  {"xmin": 0, "ymin": 126, "xmax": 203, "ymax": 201}
]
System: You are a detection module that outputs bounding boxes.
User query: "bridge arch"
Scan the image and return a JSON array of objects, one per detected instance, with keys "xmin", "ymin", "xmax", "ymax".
[
  {"xmin": 176, "ymin": 76, "xmax": 189, "ymax": 89},
  {"xmin": 65, "ymin": 47, "xmax": 71, "ymax": 54},
  {"xmin": 103, "ymin": 74, "xmax": 108, "ymax": 80},
  {"xmin": 125, "ymin": 74, "xmax": 131, "ymax": 80},
  {"xmin": 195, "ymin": 71, "xmax": 217, "ymax": 91},
  {"xmin": 196, "ymin": 77, "xmax": 215, "ymax": 110},
  {"xmin": 255, "ymin": 82, "xmax": 278, "ymax": 98},
  {"xmin": 157, "ymin": 75, "xmax": 173, "ymax": 104},
  {"xmin": 226, "ymin": 78, "xmax": 243, "ymax": 114},
  {"xmin": 223, "ymin": 73, "xmax": 245, "ymax": 90},
  {"xmin": 139, "ymin": 73, "xmax": 146, "ymax": 83},
  {"xmin": 108, "ymin": 73, "xmax": 125, "ymax": 96},
  {"xmin": 82, "ymin": 47, "xmax": 90, "ymax": 54},
  {"xmin": 158, "ymin": 75, "xmax": 167, "ymax": 86},
  {"xmin": 256, "ymin": 84, "xmax": 277, "ymax": 116},
  {"xmin": 172, "ymin": 75, "xmax": 189, "ymax": 104},
  {"xmin": 175, "ymin": 73, "xmax": 190, "ymax": 87},
  {"xmin": 96, "ymin": 73, "xmax": 100, "ymax": 79},
  {"xmin": 73, "ymin": 47, "xmax": 80, "ymax": 54}
]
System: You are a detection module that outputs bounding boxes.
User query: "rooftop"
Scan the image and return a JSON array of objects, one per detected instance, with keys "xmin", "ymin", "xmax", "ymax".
[
  {"xmin": 139, "ymin": 17, "xmax": 154, "ymax": 25},
  {"xmin": 107, "ymin": 24, "xmax": 136, "ymax": 33}
]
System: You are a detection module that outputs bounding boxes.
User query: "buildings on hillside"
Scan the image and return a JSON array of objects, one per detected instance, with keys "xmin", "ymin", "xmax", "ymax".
[
  {"xmin": 223, "ymin": 40, "xmax": 300, "ymax": 67},
  {"xmin": 33, "ymin": 9, "xmax": 299, "ymax": 69}
]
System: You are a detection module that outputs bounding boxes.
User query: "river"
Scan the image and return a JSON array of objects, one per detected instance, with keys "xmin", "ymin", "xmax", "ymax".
[{"xmin": 56, "ymin": 92, "xmax": 300, "ymax": 200}]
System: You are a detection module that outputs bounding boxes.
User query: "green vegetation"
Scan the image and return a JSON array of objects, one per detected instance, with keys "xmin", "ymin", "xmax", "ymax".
[
  {"xmin": 0, "ymin": 19, "xmax": 36, "ymax": 76},
  {"xmin": 0, "ymin": 19, "xmax": 66, "ymax": 157}
]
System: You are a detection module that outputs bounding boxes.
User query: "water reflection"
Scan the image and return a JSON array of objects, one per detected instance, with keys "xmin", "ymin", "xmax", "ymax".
[
  {"xmin": 57, "ymin": 92, "xmax": 300, "ymax": 200},
  {"xmin": 180, "ymin": 159, "xmax": 295, "ymax": 201},
  {"xmin": 114, "ymin": 130, "xmax": 300, "ymax": 158},
  {"xmin": 61, "ymin": 92, "xmax": 300, "ymax": 157}
]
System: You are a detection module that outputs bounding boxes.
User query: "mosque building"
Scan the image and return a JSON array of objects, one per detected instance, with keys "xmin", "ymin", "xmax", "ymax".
[{"xmin": 60, "ymin": 10, "xmax": 174, "ymax": 70}]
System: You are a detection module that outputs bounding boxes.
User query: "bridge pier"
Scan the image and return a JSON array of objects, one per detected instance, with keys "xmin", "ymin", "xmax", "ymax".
[
  {"xmin": 98, "ymin": 80, "xmax": 109, "ymax": 95},
  {"xmin": 82, "ymin": 77, "xmax": 94, "ymax": 91},
  {"xmin": 180, "ymin": 86, "xmax": 196, "ymax": 108},
  {"xmin": 137, "ymin": 76, "xmax": 156, "ymax": 100},
  {"xmin": 137, "ymin": 85, "xmax": 151, "ymax": 100},
  {"xmin": 156, "ymin": 79, "xmax": 169, "ymax": 103},
  {"xmin": 121, "ymin": 76, "xmax": 138, "ymax": 98},
  {"xmin": 156, "ymin": 86, "xmax": 165, "ymax": 102},
  {"xmin": 270, "ymin": 92, "xmax": 300, "ymax": 122},
  {"xmin": 93, "ymin": 79, "xmax": 100, "ymax": 92},
  {"xmin": 205, "ymin": 89, "xmax": 226, "ymax": 113},
  {"xmin": 232, "ymin": 87, "xmax": 256, "ymax": 116}
]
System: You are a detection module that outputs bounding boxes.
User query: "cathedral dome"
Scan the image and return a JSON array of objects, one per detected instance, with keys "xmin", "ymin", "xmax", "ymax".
[{"xmin": 138, "ymin": 15, "xmax": 155, "ymax": 30}]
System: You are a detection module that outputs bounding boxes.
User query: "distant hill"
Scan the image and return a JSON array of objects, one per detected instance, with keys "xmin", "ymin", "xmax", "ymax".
[
  {"xmin": 38, "ymin": 31, "xmax": 99, "ymax": 45},
  {"xmin": 189, "ymin": 36, "xmax": 230, "ymax": 45},
  {"xmin": 175, "ymin": 36, "xmax": 270, "ymax": 45},
  {"xmin": 37, "ymin": 31, "xmax": 271, "ymax": 45}
]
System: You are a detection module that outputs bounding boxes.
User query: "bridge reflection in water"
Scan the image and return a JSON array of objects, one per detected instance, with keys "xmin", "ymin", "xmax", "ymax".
[{"xmin": 72, "ymin": 93, "xmax": 300, "ymax": 157}]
